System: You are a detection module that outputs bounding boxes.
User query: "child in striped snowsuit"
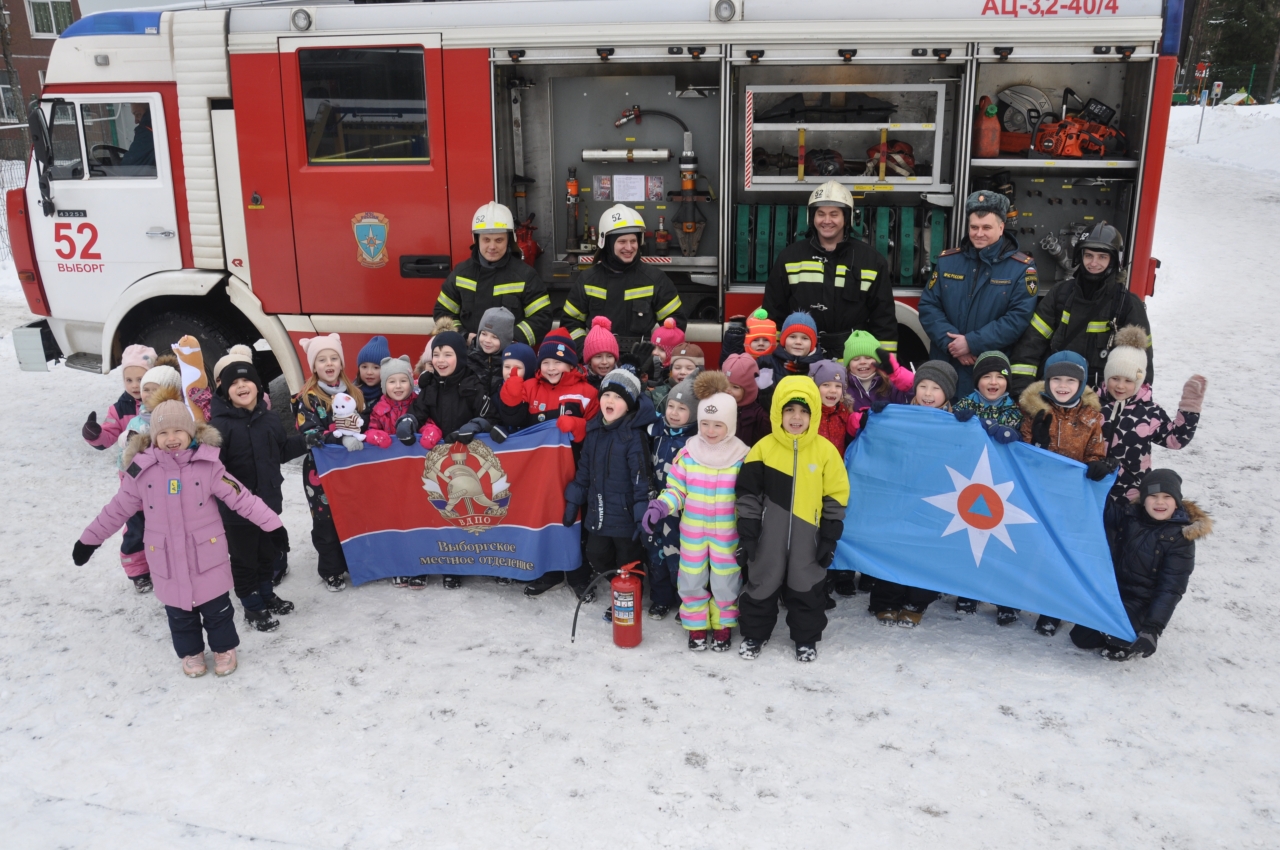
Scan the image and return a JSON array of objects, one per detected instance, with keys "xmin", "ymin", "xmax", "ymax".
[{"xmin": 642, "ymin": 372, "xmax": 749, "ymax": 652}]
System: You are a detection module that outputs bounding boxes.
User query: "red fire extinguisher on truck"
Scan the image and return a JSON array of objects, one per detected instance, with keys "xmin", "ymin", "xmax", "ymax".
[{"xmin": 571, "ymin": 561, "xmax": 645, "ymax": 648}]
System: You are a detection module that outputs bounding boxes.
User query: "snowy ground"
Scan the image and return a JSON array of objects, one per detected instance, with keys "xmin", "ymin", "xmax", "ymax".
[{"xmin": 1, "ymin": 105, "xmax": 1278, "ymax": 849}]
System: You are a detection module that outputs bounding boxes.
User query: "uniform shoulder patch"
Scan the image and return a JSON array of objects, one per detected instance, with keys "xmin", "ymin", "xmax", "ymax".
[
  {"xmin": 1025, "ymin": 266, "xmax": 1039, "ymax": 296},
  {"xmin": 939, "ymin": 247, "xmax": 962, "ymax": 257},
  {"xmin": 1012, "ymin": 252, "xmax": 1033, "ymax": 264},
  {"xmin": 221, "ymin": 476, "xmax": 242, "ymax": 495},
  {"xmin": 126, "ymin": 462, "xmax": 142, "ymax": 479},
  {"xmin": 927, "ymin": 271, "xmax": 937, "ymax": 289}
]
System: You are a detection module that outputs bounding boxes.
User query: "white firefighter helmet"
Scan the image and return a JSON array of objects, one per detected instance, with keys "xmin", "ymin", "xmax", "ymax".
[
  {"xmin": 597, "ymin": 203, "xmax": 647, "ymax": 248},
  {"xmin": 471, "ymin": 201, "xmax": 515, "ymax": 234},
  {"xmin": 807, "ymin": 180, "xmax": 854, "ymax": 211}
]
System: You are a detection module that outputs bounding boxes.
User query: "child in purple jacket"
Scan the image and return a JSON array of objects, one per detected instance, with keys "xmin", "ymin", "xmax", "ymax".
[
  {"xmin": 841, "ymin": 331, "xmax": 913, "ymax": 412},
  {"xmin": 74, "ymin": 400, "xmax": 283, "ymax": 679}
]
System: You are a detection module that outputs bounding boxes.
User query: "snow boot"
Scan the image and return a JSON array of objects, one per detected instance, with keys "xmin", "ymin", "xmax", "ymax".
[
  {"xmin": 523, "ymin": 571, "xmax": 564, "ymax": 597},
  {"xmin": 323, "ymin": 574, "xmax": 346, "ymax": 592},
  {"xmin": 494, "ymin": 576, "xmax": 512, "ymax": 586},
  {"xmin": 832, "ymin": 570, "xmax": 857, "ymax": 597},
  {"xmin": 824, "ymin": 592, "xmax": 837, "ymax": 611},
  {"xmin": 181, "ymin": 654, "xmax": 207, "ymax": 678},
  {"xmin": 408, "ymin": 575, "xmax": 427, "ymax": 589},
  {"xmin": 955, "ymin": 598, "xmax": 978, "ymax": 614},
  {"xmin": 688, "ymin": 630, "xmax": 708, "ymax": 651},
  {"xmin": 391, "ymin": 576, "xmax": 409, "ymax": 588},
  {"xmin": 795, "ymin": 643, "xmax": 818, "ymax": 662},
  {"xmin": 1102, "ymin": 645, "xmax": 1136, "ymax": 661},
  {"xmin": 876, "ymin": 610, "xmax": 899, "ymax": 625},
  {"xmin": 738, "ymin": 637, "xmax": 767, "ymax": 660},
  {"xmin": 897, "ymin": 606, "xmax": 924, "ymax": 628},
  {"xmin": 442, "ymin": 575, "xmax": 462, "ymax": 589},
  {"xmin": 131, "ymin": 573, "xmax": 154, "ymax": 594},
  {"xmin": 711, "ymin": 628, "xmax": 732, "ymax": 652},
  {"xmin": 244, "ymin": 608, "xmax": 280, "ymax": 633},
  {"xmin": 567, "ymin": 567, "xmax": 595, "ymax": 603},
  {"xmin": 996, "ymin": 607, "xmax": 1019, "ymax": 627},
  {"xmin": 648, "ymin": 603, "xmax": 671, "ymax": 620},
  {"xmin": 1035, "ymin": 615, "xmax": 1060, "ymax": 637},
  {"xmin": 265, "ymin": 595, "xmax": 294, "ymax": 615},
  {"xmin": 213, "ymin": 648, "xmax": 237, "ymax": 677}
]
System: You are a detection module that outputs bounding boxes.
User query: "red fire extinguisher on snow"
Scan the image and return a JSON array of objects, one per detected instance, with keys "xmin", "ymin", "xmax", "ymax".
[{"xmin": 571, "ymin": 561, "xmax": 645, "ymax": 647}]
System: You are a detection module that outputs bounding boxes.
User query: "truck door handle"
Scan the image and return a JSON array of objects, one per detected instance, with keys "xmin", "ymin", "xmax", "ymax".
[
  {"xmin": 399, "ymin": 254, "xmax": 452, "ymax": 279},
  {"xmin": 146, "ymin": 228, "xmax": 176, "ymax": 238}
]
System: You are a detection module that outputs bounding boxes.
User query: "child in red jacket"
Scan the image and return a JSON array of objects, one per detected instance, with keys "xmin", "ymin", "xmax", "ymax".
[
  {"xmin": 497, "ymin": 337, "xmax": 599, "ymax": 442},
  {"xmin": 810, "ymin": 359, "xmax": 859, "ymax": 453}
]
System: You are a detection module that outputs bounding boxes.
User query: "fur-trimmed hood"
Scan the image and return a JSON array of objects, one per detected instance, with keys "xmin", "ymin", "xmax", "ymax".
[
  {"xmin": 1019, "ymin": 380, "xmax": 1101, "ymax": 417},
  {"xmin": 122, "ymin": 422, "xmax": 222, "ymax": 468},
  {"xmin": 1125, "ymin": 496, "xmax": 1213, "ymax": 541}
]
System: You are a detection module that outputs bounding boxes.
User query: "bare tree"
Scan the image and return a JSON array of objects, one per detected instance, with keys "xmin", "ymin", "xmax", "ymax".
[{"xmin": 0, "ymin": 0, "xmax": 28, "ymax": 148}]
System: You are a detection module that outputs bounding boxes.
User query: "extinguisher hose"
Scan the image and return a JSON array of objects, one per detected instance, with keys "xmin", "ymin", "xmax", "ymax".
[{"xmin": 570, "ymin": 570, "xmax": 618, "ymax": 643}]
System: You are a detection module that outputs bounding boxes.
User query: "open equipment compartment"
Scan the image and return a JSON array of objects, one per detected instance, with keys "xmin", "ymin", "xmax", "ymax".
[
  {"xmin": 492, "ymin": 49, "xmax": 724, "ymax": 322},
  {"xmin": 726, "ymin": 46, "xmax": 964, "ymax": 295},
  {"xmin": 967, "ymin": 43, "xmax": 1157, "ymax": 296}
]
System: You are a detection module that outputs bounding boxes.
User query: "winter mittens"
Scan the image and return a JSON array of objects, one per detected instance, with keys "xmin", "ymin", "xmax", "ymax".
[{"xmin": 1179, "ymin": 374, "xmax": 1208, "ymax": 414}]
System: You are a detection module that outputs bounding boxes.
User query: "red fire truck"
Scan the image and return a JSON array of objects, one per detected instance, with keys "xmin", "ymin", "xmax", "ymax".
[{"xmin": 8, "ymin": 0, "xmax": 1185, "ymax": 392}]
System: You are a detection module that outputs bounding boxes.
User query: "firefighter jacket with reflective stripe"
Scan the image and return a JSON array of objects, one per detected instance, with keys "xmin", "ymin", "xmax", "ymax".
[
  {"xmin": 1007, "ymin": 270, "xmax": 1152, "ymax": 396},
  {"xmin": 560, "ymin": 260, "xmax": 684, "ymax": 349},
  {"xmin": 762, "ymin": 236, "xmax": 896, "ymax": 354},
  {"xmin": 917, "ymin": 232, "xmax": 1038, "ymax": 398},
  {"xmin": 432, "ymin": 248, "xmax": 551, "ymax": 347}
]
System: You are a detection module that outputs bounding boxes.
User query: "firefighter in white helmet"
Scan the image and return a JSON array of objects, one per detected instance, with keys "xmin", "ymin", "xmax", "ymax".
[
  {"xmin": 762, "ymin": 180, "xmax": 895, "ymax": 356},
  {"xmin": 559, "ymin": 203, "xmax": 685, "ymax": 352},
  {"xmin": 432, "ymin": 201, "xmax": 551, "ymax": 347}
]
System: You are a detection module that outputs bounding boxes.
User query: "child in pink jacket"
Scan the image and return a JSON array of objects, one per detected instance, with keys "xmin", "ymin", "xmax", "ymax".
[{"xmin": 74, "ymin": 400, "xmax": 283, "ymax": 679}]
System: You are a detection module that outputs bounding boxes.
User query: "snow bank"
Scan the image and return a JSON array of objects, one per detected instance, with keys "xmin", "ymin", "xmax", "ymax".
[{"xmin": 1167, "ymin": 102, "xmax": 1280, "ymax": 175}]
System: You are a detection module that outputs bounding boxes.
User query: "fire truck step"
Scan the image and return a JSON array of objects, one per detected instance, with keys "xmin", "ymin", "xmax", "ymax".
[{"xmin": 65, "ymin": 352, "xmax": 104, "ymax": 374}]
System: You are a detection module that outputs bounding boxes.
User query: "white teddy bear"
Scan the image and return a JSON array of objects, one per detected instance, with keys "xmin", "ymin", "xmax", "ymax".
[{"xmin": 330, "ymin": 392, "xmax": 366, "ymax": 450}]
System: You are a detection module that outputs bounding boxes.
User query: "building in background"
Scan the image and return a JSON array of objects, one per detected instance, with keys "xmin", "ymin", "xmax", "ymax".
[{"xmin": 0, "ymin": 0, "xmax": 82, "ymax": 156}]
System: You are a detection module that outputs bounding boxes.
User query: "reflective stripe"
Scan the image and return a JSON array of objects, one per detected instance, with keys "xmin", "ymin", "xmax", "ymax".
[
  {"xmin": 517, "ymin": 321, "xmax": 535, "ymax": 344},
  {"xmin": 833, "ymin": 264, "xmax": 848, "ymax": 289},
  {"xmin": 563, "ymin": 300, "xmax": 586, "ymax": 320},
  {"xmin": 879, "ymin": 340, "xmax": 898, "ymax": 352},
  {"xmin": 1030, "ymin": 314, "xmax": 1053, "ymax": 338},
  {"xmin": 859, "ymin": 268, "xmax": 877, "ymax": 292},
  {"xmin": 789, "ymin": 272, "xmax": 826, "ymax": 285},
  {"xmin": 436, "ymin": 293, "xmax": 460, "ymax": 314},
  {"xmin": 656, "ymin": 296, "xmax": 681, "ymax": 321},
  {"xmin": 1146, "ymin": 334, "xmax": 1153, "ymax": 347},
  {"xmin": 1086, "ymin": 321, "xmax": 1111, "ymax": 333},
  {"xmin": 455, "ymin": 276, "xmax": 477, "ymax": 291},
  {"xmin": 492, "ymin": 282, "xmax": 525, "ymax": 296},
  {"xmin": 584, "ymin": 285, "xmax": 608, "ymax": 299},
  {"xmin": 1011, "ymin": 364, "xmax": 1038, "ymax": 376},
  {"xmin": 1060, "ymin": 310, "xmax": 1070, "ymax": 325},
  {"xmin": 624, "ymin": 286, "xmax": 654, "ymax": 300},
  {"xmin": 785, "ymin": 260, "xmax": 826, "ymax": 286},
  {"xmin": 569, "ymin": 328, "xmax": 587, "ymax": 340},
  {"xmin": 525, "ymin": 294, "xmax": 551, "ymax": 315}
]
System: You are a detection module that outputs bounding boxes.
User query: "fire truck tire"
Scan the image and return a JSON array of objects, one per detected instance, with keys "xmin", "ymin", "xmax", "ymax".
[
  {"xmin": 894, "ymin": 323, "xmax": 929, "ymax": 371},
  {"xmin": 131, "ymin": 311, "xmax": 239, "ymax": 380}
]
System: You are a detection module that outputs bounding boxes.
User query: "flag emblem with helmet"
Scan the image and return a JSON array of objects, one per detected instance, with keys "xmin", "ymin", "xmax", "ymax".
[{"xmin": 352, "ymin": 211, "xmax": 390, "ymax": 268}]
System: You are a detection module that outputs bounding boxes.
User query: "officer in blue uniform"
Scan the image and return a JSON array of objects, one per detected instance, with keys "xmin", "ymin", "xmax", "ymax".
[{"xmin": 918, "ymin": 190, "xmax": 1038, "ymax": 398}]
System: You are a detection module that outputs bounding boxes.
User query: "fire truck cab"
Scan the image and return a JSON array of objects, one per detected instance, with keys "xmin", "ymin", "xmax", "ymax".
[{"xmin": 9, "ymin": 0, "xmax": 1184, "ymax": 390}]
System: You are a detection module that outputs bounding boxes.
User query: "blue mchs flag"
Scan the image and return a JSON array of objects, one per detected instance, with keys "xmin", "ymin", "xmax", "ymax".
[{"xmin": 834, "ymin": 406, "xmax": 1134, "ymax": 641}]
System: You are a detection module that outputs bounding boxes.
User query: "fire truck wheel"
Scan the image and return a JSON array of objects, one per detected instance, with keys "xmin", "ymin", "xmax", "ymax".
[
  {"xmin": 130, "ymin": 311, "xmax": 238, "ymax": 380},
  {"xmin": 894, "ymin": 325, "xmax": 930, "ymax": 372}
]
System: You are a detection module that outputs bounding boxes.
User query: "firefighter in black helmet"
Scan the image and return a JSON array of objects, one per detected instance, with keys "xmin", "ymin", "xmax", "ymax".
[
  {"xmin": 762, "ymin": 180, "xmax": 896, "ymax": 356},
  {"xmin": 1009, "ymin": 221, "xmax": 1153, "ymax": 395}
]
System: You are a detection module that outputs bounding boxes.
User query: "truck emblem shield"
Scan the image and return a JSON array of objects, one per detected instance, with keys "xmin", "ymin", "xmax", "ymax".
[{"xmin": 352, "ymin": 212, "xmax": 390, "ymax": 268}]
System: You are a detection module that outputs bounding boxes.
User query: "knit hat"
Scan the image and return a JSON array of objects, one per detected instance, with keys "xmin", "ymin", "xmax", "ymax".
[
  {"xmin": 599, "ymin": 368, "xmax": 642, "ymax": 411},
  {"xmin": 1043, "ymin": 350, "xmax": 1088, "ymax": 406},
  {"xmin": 357, "ymin": 335, "xmax": 390, "ymax": 367},
  {"xmin": 430, "ymin": 331, "xmax": 467, "ymax": 361},
  {"xmin": 216, "ymin": 359, "xmax": 263, "ymax": 397},
  {"xmin": 1141, "ymin": 468, "xmax": 1183, "ymax": 507},
  {"xmin": 744, "ymin": 308, "xmax": 778, "ymax": 357},
  {"xmin": 780, "ymin": 311, "xmax": 819, "ymax": 352},
  {"xmin": 501, "ymin": 343, "xmax": 537, "ymax": 379},
  {"xmin": 914, "ymin": 360, "xmax": 957, "ymax": 401},
  {"xmin": 583, "ymin": 316, "xmax": 620, "ymax": 362},
  {"xmin": 809, "ymin": 358, "xmax": 846, "ymax": 390},
  {"xmin": 841, "ymin": 330, "xmax": 883, "ymax": 365},
  {"xmin": 1103, "ymin": 325, "xmax": 1149, "ymax": 384},
  {"xmin": 140, "ymin": 364, "xmax": 182, "ymax": 392},
  {"xmin": 212, "ymin": 344, "xmax": 254, "ymax": 386},
  {"xmin": 965, "ymin": 189, "xmax": 1011, "ymax": 219},
  {"xmin": 538, "ymin": 335, "xmax": 579, "ymax": 368},
  {"xmin": 721, "ymin": 352, "xmax": 760, "ymax": 406},
  {"xmin": 477, "ymin": 307, "xmax": 516, "ymax": 351},
  {"xmin": 300, "ymin": 333, "xmax": 344, "ymax": 371},
  {"xmin": 149, "ymin": 399, "xmax": 197, "ymax": 439},
  {"xmin": 668, "ymin": 343, "xmax": 705, "ymax": 369},
  {"xmin": 120, "ymin": 344, "xmax": 157, "ymax": 372},
  {"xmin": 651, "ymin": 317, "xmax": 686, "ymax": 363},
  {"xmin": 667, "ymin": 373, "xmax": 698, "ymax": 414},
  {"xmin": 972, "ymin": 350, "xmax": 1011, "ymax": 382},
  {"xmin": 379, "ymin": 355, "xmax": 413, "ymax": 394},
  {"xmin": 693, "ymin": 371, "xmax": 737, "ymax": 436}
]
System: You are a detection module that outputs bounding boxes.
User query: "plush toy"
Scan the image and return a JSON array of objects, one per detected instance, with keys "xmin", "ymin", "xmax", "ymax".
[
  {"xmin": 329, "ymin": 392, "xmax": 365, "ymax": 441},
  {"xmin": 171, "ymin": 335, "xmax": 211, "ymax": 422}
]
